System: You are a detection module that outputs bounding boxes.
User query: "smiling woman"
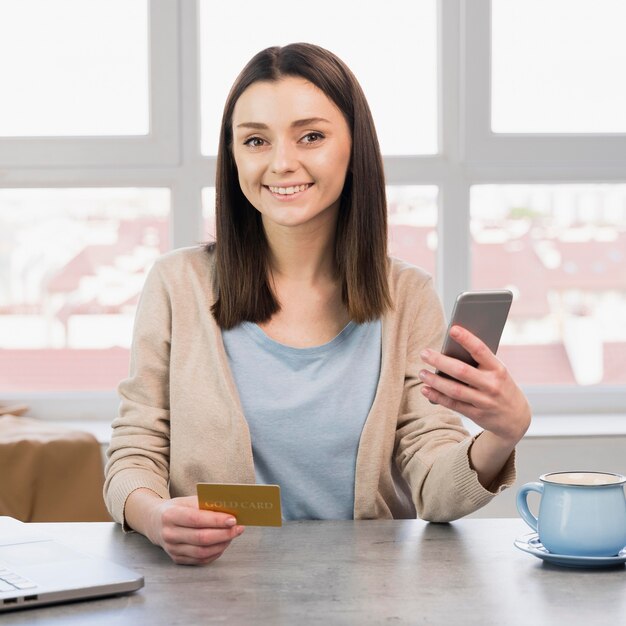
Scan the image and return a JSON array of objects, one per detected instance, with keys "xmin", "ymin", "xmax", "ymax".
[
  {"xmin": 231, "ymin": 79, "xmax": 352, "ymax": 234},
  {"xmin": 104, "ymin": 43, "xmax": 527, "ymax": 567},
  {"xmin": 212, "ymin": 44, "xmax": 389, "ymax": 330}
]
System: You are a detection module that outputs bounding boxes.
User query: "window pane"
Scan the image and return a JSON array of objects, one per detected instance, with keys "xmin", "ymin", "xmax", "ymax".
[
  {"xmin": 202, "ymin": 185, "xmax": 437, "ymax": 277},
  {"xmin": 0, "ymin": 188, "xmax": 170, "ymax": 392},
  {"xmin": 0, "ymin": 0, "xmax": 149, "ymax": 137},
  {"xmin": 492, "ymin": 0, "xmax": 626, "ymax": 133},
  {"xmin": 471, "ymin": 185, "xmax": 626, "ymax": 386},
  {"xmin": 388, "ymin": 186, "xmax": 437, "ymax": 279},
  {"xmin": 199, "ymin": 0, "xmax": 437, "ymax": 156}
]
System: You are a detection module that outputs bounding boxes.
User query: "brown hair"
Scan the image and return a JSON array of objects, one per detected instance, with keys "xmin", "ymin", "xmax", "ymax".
[{"xmin": 209, "ymin": 42, "xmax": 390, "ymax": 328}]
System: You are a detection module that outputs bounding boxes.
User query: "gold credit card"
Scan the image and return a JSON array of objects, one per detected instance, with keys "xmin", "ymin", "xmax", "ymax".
[{"xmin": 196, "ymin": 483, "xmax": 282, "ymax": 527}]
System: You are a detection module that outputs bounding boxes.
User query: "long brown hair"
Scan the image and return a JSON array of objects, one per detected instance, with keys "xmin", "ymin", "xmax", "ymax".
[{"xmin": 209, "ymin": 42, "xmax": 390, "ymax": 328}]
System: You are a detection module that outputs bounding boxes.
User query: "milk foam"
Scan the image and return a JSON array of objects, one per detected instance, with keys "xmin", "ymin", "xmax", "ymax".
[{"xmin": 543, "ymin": 472, "xmax": 624, "ymax": 486}]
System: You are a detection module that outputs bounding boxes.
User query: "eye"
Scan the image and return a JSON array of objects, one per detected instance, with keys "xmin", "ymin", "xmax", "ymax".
[
  {"xmin": 243, "ymin": 136, "xmax": 266, "ymax": 148},
  {"xmin": 300, "ymin": 132, "xmax": 324, "ymax": 144}
]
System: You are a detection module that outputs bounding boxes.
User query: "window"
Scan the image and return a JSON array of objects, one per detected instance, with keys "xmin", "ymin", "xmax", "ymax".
[
  {"xmin": 492, "ymin": 0, "xmax": 626, "ymax": 133},
  {"xmin": 2, "ymin": 1, "xmax": 625, "ymax": 418},
  {"xmin": 388, "ymin": 186, "xmax": 438, "ymax": 277},
  {"xmin": 199, "ymin": 0, "xmax": 438, "ymax": 156},
  {"xmin": 0, "ymin": 0, "xmax": 149, "ymax": 137},
  {"xmin": 0, "ymin": 188, "xmax": 170, "ymax": 392},
  {"xmin": 0, "ymin": 0, "xmax": 178, "ymax": 168},
  {"xmin": 471, "ymin": 185, "xmax": 626, "ymax": 387}
]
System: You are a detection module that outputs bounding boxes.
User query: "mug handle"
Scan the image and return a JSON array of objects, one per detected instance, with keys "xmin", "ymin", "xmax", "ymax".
[{"xmin": 516, "ymin": 482, "xmax": 543, "ymax": 532}]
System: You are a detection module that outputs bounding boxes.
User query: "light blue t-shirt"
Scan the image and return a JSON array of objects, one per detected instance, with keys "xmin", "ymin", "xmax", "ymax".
[{"xmin": 221, "ymin": 319, "xmax": 381, "ymax": 520}]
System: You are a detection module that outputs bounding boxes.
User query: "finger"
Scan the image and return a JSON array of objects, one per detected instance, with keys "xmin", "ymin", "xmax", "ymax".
[
  {"xmin": 168, "ymin": 540, "xmax": 233, "ymax": 565},
  {"xmin": 170, "ymin": 539, "xmax": 233, "ymax": 557},
  {"xmin": 162, "ymin": 524, "xmax": 244, "ymax": 547},
  {"xmin": 419, "ymin": 368, "xmax": 484, "ymax": 406},
  {"xmin": 420, "ymin": 346, "xmax": 487, "ymax": 389},
  {"xmin": 420, "ymin": 350, "xmax": 483, "ymax": 388},
  {"xmin": 421, "ymin": 385, "xmax": 484, "ymax": 421},
  {"xmin": 172, "ymin": 555, "xmax": 222, "ymax": 566},
  {"xmin": 163, "ymin": 504, "xmax": 239, "ymax": 530},
  {"xmin": 447, "ymin": 326, "xmax": 500, "ymax": 368}
]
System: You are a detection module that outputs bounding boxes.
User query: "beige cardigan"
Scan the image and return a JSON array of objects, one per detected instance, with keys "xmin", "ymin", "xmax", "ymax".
[{"xmin": 104, "ymin": 246, "xmax": 515, "ymax": 525}]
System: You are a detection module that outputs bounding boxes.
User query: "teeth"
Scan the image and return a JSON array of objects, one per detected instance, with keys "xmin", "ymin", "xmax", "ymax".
[{"xmin": 268, "ymin": 184, "xmax": 311, "ymax": 195}]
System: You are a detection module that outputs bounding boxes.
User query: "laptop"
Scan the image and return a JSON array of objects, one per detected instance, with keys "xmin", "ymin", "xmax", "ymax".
[{"xmin": 0, "ymin": 516, "xmax": 143, "ymax": 612}]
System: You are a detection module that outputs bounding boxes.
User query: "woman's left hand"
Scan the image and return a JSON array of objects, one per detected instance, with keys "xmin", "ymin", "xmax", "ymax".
[{"xmin": 418, "ymin": 325, "xmax": 531, "ymax": 446}]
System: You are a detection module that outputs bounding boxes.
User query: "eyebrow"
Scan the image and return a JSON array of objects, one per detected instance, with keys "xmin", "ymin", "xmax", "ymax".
[{"xmin": 235, "ymin": 117, "xmax": 331, "ymax": 130}]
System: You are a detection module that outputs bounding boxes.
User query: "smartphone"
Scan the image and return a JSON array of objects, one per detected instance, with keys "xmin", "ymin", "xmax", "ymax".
[{"xmin": 435, "ymin": 290, "xmax": 513, "ymax": 381}]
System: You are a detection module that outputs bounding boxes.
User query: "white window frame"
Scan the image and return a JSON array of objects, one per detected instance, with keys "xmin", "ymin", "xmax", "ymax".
[
  {"xmin": 1, "ymin": 0, "xmax": 624, "ymax": 421},
  {"xmin": 0, "ymin": 0, "xmax": 180, "ymax": 168},
  {"xmin": 463, "ymin": 0, "xmax": 626, "ymax": 168},
  {"xmin": 459, "ymin": 0, "xmax": 626, "ymax": 414}
]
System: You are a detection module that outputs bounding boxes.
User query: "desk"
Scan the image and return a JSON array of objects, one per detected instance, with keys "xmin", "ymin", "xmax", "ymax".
[{"xmin": 4, "ymin": 519, "xmax": 625, "ymax": 625}]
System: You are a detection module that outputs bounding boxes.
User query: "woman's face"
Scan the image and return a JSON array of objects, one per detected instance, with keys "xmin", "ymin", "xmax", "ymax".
[{"xmin": 231, "ymin": 77, "xmax": 352, "ymax": 233}]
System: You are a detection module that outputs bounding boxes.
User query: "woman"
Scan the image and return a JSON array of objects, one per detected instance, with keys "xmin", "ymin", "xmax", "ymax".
[{"xmin": 104, "ymin": 43, "xmax": 531, "ymax": 565}]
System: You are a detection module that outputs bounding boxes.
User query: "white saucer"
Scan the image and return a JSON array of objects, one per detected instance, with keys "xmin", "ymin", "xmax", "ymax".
[{"xmin": 514, "ymin": 533, "xmax": 626, "ymax": 569}]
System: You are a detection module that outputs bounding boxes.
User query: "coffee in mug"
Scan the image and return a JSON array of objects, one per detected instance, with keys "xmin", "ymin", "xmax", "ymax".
[{"xmin": 516, "ymin": 471, "xmax": 626, "ymax": 557}]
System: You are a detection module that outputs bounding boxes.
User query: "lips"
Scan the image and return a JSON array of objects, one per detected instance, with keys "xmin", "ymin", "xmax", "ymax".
[{"xmin": 264, "ymin": 183, "xmax": 313, "ymax": 200}]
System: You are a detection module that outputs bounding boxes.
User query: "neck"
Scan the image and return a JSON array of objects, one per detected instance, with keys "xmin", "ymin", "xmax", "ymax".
[{"xmin": 263, "ymin": 208, "xmax": 338, "ymax": 285}]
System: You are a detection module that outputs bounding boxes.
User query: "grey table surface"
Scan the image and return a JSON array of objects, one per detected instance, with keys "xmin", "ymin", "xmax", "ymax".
[{"xmin": 3, "ymin": 518, "xmax": 625, "ymax": 625}]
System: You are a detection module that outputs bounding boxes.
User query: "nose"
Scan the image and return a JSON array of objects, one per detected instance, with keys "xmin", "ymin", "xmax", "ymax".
[{"xmin": 270, "ymin": 140, "xmax": 298, "ymax": 174}]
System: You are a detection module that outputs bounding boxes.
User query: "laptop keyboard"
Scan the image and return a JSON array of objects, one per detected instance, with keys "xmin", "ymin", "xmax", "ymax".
[{"xmin": 0, "ymin": 566, "xmax": 37, "ymax": 592}]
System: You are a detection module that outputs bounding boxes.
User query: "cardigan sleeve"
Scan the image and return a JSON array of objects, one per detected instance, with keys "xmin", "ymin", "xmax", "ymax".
[
  {"xmin": 103, "ymin": 259, "xmax": 173, "ymax": 528},
  {"xmin": 393, "ymin": 277, "xmax": 516, "ymax": 522}
]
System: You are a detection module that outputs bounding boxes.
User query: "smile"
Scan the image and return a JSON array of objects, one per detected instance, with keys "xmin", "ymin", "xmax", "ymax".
[{"xmin": 265, "ymin": 183, "xmax": 313, "ymax": 196}]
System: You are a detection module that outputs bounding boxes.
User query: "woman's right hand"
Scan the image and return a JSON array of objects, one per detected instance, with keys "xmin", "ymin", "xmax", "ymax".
[{"xmin": 127, "ymin": 490, "xmax": 245, "ymax": 565}]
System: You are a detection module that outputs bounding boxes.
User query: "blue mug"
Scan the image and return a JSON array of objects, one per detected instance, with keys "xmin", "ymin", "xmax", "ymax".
[{"xmin": 516, "ymin": 471, "xmax": 626, "ymax": 557}]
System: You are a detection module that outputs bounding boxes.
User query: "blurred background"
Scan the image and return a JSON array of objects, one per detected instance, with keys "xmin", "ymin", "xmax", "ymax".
[{"xmin": 0, "ymin": 0, "xmax": 625, "ymax": 517}]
